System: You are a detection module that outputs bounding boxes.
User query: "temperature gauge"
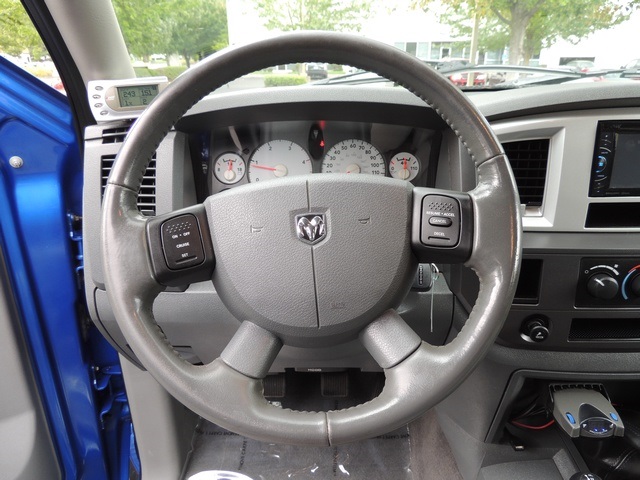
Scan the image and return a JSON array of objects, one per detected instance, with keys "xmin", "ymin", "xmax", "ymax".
[
  {"xmin": 213, "ymin": 153, "xmax": 246, "ymax": 185},
  {"xmin": 389, "ymin": 152, "xmax": 419, "ymax": 181}
]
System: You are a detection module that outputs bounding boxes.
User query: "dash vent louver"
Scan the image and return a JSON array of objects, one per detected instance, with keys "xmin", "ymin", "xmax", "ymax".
[
  {"xmin": 502, "ymin": 139, "xmax": 550, "ymax": 208},
  {"xmin": 101, "ymin": 124, "xmax": 132, "ymax": 144},
  {"xmin": 101, "ymin": 154, "xmax": 157, "ymax": 216}
]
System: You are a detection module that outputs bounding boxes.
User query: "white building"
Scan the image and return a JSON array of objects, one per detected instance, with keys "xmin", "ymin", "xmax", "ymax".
[{"xmin": 539, "ymin": 12, "xmax": 640, "ymax": 69}]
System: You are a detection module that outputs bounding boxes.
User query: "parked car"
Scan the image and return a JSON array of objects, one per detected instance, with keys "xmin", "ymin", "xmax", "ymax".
[
  {"xmin": 4, "ymin": 2, "xmax": 640, "ymax": 480},
  {"xmin": 566, "ymin": 59, "xmax": 596, "ymax": 72},
  {"xmin": 305, "ymin": 62, "xmax": 328, "ymax": 79},
  {"xmin": 624, "ymin": 59, "xmax": 640, "ymax": 69}
]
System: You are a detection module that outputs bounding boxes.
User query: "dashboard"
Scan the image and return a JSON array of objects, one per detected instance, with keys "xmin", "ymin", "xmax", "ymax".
[{"xmin": 83, "ymin": 83, "xmax": 640, "ymax": 371}]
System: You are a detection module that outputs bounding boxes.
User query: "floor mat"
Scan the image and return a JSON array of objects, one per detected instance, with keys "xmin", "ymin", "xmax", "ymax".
[{"xmin": 183, "ymin": 420, "xmax": 412, "ymax": 480}]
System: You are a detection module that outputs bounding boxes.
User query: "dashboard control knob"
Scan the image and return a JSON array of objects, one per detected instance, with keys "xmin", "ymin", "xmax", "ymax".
[
  {"xmin": 522, "ymin": 318, "xmax": 549, "ymax": 343},
  {"xmin": 587, "ymin": 273, "xmax": 619, "ymax": 300},
  {"xmin": 569, "ymin": 474, "xmax": 601, "ymax": 480},
  {"xmin": 630, "ymin": 275, "xmax": 640, "ymax": 297}
]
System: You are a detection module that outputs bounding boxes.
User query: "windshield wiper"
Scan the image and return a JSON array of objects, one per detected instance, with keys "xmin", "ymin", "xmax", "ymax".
[{"xmin": 313, "ymin": 65, "xmax": 632, "ymax": 90}]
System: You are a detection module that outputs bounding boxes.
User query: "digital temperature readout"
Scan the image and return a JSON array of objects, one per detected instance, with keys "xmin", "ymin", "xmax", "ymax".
[{"xmin": 116, "ymin": 84, "xmax": 159, "ymax": 108}]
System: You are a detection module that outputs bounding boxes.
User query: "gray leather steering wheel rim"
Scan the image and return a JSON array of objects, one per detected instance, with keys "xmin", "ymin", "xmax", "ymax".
[{"xmin": 102, "ymin": 31, "xmax": 521, "ymax": 445}]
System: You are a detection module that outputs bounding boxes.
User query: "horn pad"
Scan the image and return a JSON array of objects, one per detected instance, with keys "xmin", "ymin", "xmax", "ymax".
[{"xmin": 204, "ymin": 174, "xmax": 416, "ymax": 347}]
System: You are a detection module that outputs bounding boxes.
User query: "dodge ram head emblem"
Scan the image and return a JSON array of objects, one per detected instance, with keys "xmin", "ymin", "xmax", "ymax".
[{"xmin": 295, "ymin": 214, "xmax": 326, "ymax": 244}]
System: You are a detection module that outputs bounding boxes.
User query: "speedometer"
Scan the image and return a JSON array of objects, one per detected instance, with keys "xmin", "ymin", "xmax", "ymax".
[
  {"xmin": 248, "ymin": 140, "xmax": 312, "ymax": 182},
  {"xmin": 321, "ymin": 139, "xmax": 386, "ymax": 176}
]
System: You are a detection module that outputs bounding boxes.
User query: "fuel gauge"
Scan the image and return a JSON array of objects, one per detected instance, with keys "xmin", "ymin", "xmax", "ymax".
[
  {"xmin": 214, "ymin": 152, "xmax": 246, "ymax": 185},
  {"xmin": 389, "ymin": 152, "xmax": 419, "ymax": 181}
]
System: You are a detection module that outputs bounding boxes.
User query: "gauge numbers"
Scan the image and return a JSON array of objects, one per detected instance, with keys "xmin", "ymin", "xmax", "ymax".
[
  {"xmin": 213, "ymin": 152, "xmax": 246, "ymax": 185},
  {"xmin": 322, "ymin": 139, "xmax": 386, "ymax": 176},
  {"xmin": 389, "ymin": 152, "xmax": 420, "ymax": 181},
  {"xmin": 248, "ymin": 140, "xmax": 311, "ymax": 182}
]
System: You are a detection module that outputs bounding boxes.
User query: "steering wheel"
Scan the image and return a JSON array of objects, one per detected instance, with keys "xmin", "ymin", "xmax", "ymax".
[{"xmin": 102, "ymin": 32, "xmax": 521, "ymax": 445}]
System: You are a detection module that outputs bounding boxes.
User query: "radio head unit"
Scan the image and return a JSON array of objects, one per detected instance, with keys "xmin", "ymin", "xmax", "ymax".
[{"xmin": 590, "ymin": 121, "xmax": 640, "ymax": 197}]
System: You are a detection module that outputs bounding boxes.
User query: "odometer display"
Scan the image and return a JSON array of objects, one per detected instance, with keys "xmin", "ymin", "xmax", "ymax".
[{"xmin": 322, "ymin": 139, "xmax": 386, "ymax": 176}]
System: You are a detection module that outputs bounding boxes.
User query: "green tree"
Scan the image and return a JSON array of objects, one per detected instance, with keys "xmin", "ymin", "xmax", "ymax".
[
  {"xmin": 520, "ymin": 0, "xmax": 639, "ymax": 64},
  {"xmin": 112, "ymin": 0, "xmax": 173, "ymax": 61},
  {"xmin": 440, "ymin": 6, "xmax": 509, "ymax": 61},
  {"xmin": 113, "ymin": 0, "xmax": 228, "ymax": 66},
  {"xmin": 255, "ymin": 0, "xmax": 372, "ymax": 32},
  {"xmin": 168, "ymin": 0, "xmax": 228, "ymax": 67},
  {"xmin": 417, "ymin": 0, "xmax": 640, "ymax": 65},
  {"xmin": 0, "ymin": 0, "xmax": 46, "ymax": 59}
]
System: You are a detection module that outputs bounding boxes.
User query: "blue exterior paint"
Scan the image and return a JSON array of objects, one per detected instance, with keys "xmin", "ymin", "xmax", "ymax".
[{"xmin": 0, "ymin": 56, "xmax": 133, "ymax": 479}]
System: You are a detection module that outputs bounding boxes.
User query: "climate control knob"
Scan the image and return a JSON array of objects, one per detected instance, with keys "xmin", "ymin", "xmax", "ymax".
[
  {"xmin": 630, "ymin": 275, "xmax": 640, "ymax": 297},
  {"xmin": 587, "ymin": 273, "xmax": 619, "ymax": 300}
]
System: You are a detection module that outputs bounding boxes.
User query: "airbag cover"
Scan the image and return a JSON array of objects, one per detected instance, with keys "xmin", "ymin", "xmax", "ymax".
[{"xmin": 205, "ymin": 175, "xmax": 415, "ymax": 346}]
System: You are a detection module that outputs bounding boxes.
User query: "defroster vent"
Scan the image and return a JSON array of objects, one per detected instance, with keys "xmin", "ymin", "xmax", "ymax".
[
  {"xmin": 502, "ymin": 139, "xmax": 550, "ymax": 208},
  {"xmin": 101, "ymin": 154, "xmax": 157, "ymax": 216}
]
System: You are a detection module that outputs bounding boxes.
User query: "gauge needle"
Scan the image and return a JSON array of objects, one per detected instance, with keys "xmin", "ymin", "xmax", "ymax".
[
  {"xmin": 251, "ymin": 164, "xmax": 277, "ymax": 171},
  {"xmin": 252, "ymin": 163, "xmax": 288, "ymax": 177},
  {"xmin": 224, "ymin": 160, "xmax": 236, "ymax": 181}
]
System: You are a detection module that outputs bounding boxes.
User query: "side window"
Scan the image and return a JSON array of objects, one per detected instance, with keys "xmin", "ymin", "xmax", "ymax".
[{"xmin": 0, "ymin": 0, "xmax": 65, "ymax": 94}]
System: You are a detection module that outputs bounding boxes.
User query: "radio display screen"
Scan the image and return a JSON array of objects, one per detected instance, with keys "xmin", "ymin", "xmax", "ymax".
[
  {"xmin": 116, "ymin": 84, "xmax": 159, "ymax": 108},
  {"xmin": 610, "ymin": 133, "xmax": 640, "ymax": 189}
]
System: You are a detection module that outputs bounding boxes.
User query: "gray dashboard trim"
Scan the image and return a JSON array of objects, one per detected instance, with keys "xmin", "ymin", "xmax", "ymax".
[
  {"xmin": 182, "ymin": 82, "xmax": 640, "ymax": 124},
  {"xmin": 471, "ymin": 82, "xmax": 640, "ymax": 121}
]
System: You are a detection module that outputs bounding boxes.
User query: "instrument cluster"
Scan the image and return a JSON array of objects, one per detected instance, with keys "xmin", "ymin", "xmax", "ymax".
[{"xmin": 200, "ymin": 119, "xmax": 439, "ymax": 195}]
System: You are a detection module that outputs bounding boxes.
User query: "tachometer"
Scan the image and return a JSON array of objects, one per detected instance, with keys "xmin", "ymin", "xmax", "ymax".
[
  {"xmin": 248, "ymin": 140, "xmax": 312, "ymax": 182},
  {"xmin": 322, "ymin": 139, "xmax": 386, "ymax": 176}
]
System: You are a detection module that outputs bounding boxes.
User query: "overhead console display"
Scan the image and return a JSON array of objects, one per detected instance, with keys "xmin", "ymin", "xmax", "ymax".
[{"xmin": 590, "ymin": 121, "xmax": 640, "ymax": 197}]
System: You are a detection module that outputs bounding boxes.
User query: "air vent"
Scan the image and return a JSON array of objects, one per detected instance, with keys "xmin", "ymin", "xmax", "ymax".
[
  {"xmin": 101, "ymin": 124, "xmax": 132, "ymax": 144},
  {"xmin": 502, "ymin": 139, "xmax": 550, "ymax": 208},
  {"xmin": 101, "ymin": 154, "xmax": 156, "ymax": 216}
]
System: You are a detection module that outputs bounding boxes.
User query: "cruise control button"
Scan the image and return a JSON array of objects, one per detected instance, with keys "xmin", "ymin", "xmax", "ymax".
[
  {"xmin": 429, "ymin": 216, "xmax": 453, "ymax": 227},
  {"xmin": 161, "ymin": 214, "xmax": 205, "ymax": 270},
  {"xmin": 420, "ymin": 194, "xmax": 460, "ymax": 248}
]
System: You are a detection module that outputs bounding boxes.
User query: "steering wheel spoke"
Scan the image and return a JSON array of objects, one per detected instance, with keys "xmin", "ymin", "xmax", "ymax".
[
  {"xmin": 145, "ymin": 204, "xmax": 216, "ymax": 286},
  {"xmin": 411, "ymin": 186, "xmax": 474, "ymax": 264},
  {"xmin": 359, "ymin": 309, "xmax": 422, "ymax": 369},
  {"xmin": 220, "ymin": 321, "xmax": 282, "ymax": 379}
]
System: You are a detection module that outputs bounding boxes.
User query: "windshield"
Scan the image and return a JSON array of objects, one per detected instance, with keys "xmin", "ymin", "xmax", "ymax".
[{"xmin": 3, "ymin": 0, "xmax": 640, "ymax": 92}]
